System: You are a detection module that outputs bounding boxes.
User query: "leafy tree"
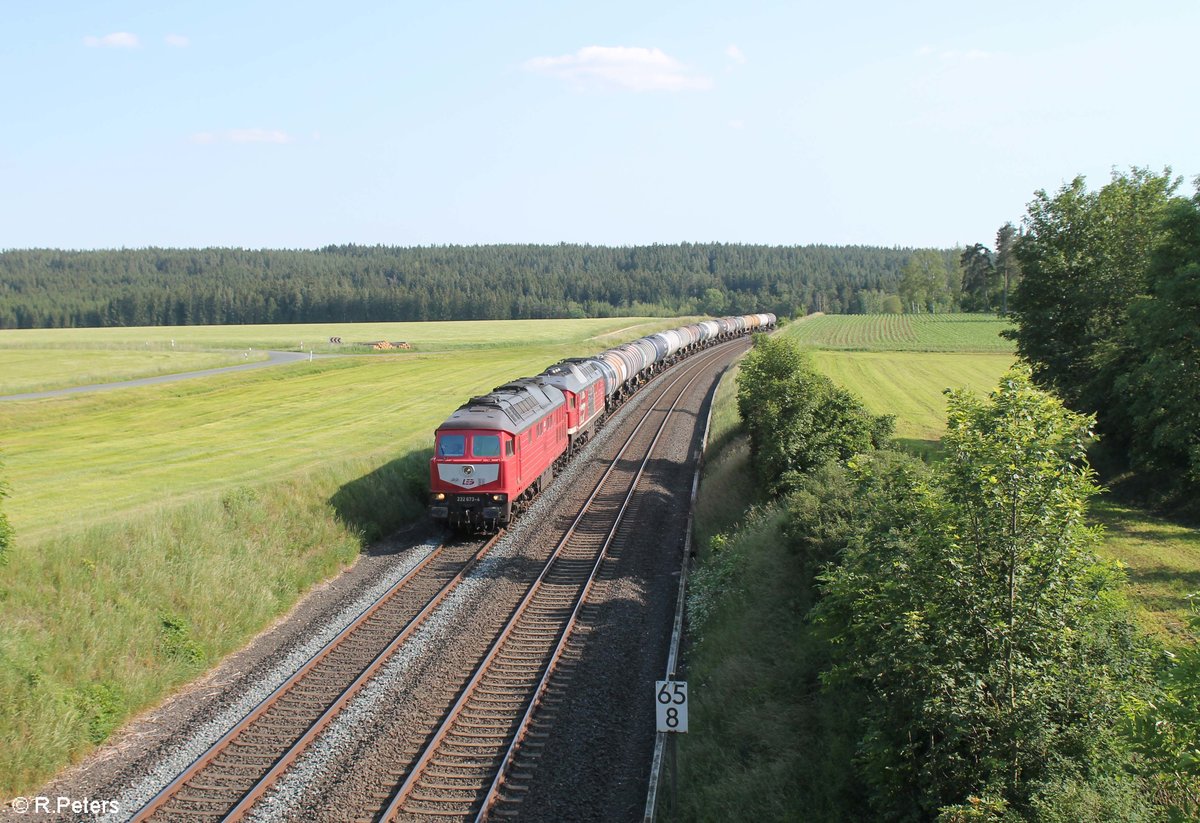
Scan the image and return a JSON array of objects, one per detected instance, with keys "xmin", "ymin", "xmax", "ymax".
[
  {"xmin": 736, "ymin": 335, "xmax": 893, "ymax": 495},
  {"xmin": 900, "ymin": 249, "xmax": 956, "ymax": 313},
  {"xmin": 1008, "ymin": 168, "xmax": 1179, "ymax": 411},
  {"xmin": 960, "ymin": 243, "xmax": 996, "ymax": 311},
  {"xmin": 1107, "ymin": 194, "xmax": 1200, "ymax": 497},
  {"xmin": 818, "ymin": 368, "xmax": 1151, "ymax": 819}
]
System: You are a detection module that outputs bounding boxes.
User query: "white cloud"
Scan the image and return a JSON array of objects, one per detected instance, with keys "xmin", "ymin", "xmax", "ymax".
[
  {"xmin": 524, "ymin": 46, "xmax": 712, "ymax": 92},
  {"xmin": 726, "ymin": 44, "xmax": 746, "ymax": 64},
  {"xmin": 165, "ymin": 34, "xmax": 190, "ymax": 48},
  {"xmin": 191, "ymin": 129, "xmax": 294, "ymax": 145},
  {"xmin": 83, "ymin": 32, "xmax": 139, "ymax": 49}
]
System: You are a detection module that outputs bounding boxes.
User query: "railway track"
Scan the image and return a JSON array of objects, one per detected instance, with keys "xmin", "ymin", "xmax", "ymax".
[
  {"xmin": 126, "ymin": 338, "xmax": 741, "ymax": 823},
  {"xmin": 131, "ymin": 536, "xmax": 502, "ymax": 822},
  {"xmin": 374, "ymin": 342, "xmax": 737, "ymax": 822}
]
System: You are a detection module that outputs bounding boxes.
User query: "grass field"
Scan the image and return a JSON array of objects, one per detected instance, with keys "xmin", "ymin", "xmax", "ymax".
[
  {"xmin": 0, "ymin": 317, "xmax": 664, "ymax": 355},
  {"xmin": 0, "ymin": 315, "xmax": 688, "ymax": 796},
  {"xmin": 783, "ymin": 312, "xmax": 1015, "ymax": 351},
  {"xmin": 0, "ymin": 349, "xmax": 269, "ymax": 395}
]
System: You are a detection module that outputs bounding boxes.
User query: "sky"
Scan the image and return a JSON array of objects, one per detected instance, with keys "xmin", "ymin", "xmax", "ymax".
[{"xmin": 2, "ymin": 0, "xmax": 1197, "ymax": 250}]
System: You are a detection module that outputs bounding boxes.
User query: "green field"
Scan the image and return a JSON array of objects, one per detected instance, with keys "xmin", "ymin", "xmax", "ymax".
[
  {"xmin": 783, "ymin": 312, "xmax": 1015, "ymax": 351},
  {"xmin": 0, "ymin": 317, "xmax": 658, "ymax": 355},
  {"xmin": 0, "ymin": 318, "xmax": 690, "ymax": 543},
  {"xmin": 0, "ymin": 349, "xmax": 270, "ymax": 395},
  {"xmin": 0, "ymin": 316, "xmax": 689, "ymax": 795},
  {"xmin": 809, "ymin": 351, "xmax": 1015, "ymax": 453},
  {"xmin": 782, "ymin": 314, "xmax": 1199, "ymax": 645}
]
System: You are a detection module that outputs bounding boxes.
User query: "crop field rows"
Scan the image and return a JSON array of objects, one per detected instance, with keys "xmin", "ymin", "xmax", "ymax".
[{"xmin": 783, "ymin": 312, "xmax": 1015, "ymax": 352}]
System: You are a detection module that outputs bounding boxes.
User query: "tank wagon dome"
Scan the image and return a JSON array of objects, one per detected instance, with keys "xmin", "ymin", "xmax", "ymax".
[
  {"xmin": 565, "ymin": 356, "xmax": 621, "ymax": 396},
  {"xmin": 439, "ymin": 377, "xmax": 565, "ymax": 434}
]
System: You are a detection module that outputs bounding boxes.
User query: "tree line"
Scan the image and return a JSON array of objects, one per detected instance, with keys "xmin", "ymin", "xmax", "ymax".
[{"xmin": 0, "ymin": 243, "xmax": 922, "ymax": 329}]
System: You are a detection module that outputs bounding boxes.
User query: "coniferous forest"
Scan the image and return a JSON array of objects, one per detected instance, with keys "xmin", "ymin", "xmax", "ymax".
[{"xmin": 0, "ymin": 243, "xmax": 936, "ymax": 329}]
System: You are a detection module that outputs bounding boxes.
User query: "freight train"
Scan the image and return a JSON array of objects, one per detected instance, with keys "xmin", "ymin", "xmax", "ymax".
[{"xmin": 429, "ymin": 314, "xmax": 776, "ymax": 531}]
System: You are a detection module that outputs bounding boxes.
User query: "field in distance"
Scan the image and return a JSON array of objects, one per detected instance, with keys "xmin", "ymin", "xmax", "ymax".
[
  {"xmin": 786, "ymin": 312, "xmax": 1015, "ymax": 351},
  {"xmin": 782, "ymin": 313, "xmax": 1199, "ymax": 644},
  {"xmin": 0, "ymin": 318, "xmax": 665, "ymax": 396}
]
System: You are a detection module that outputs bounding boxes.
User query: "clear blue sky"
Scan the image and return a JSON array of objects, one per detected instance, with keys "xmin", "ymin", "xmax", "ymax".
[{"xmin": 2, "ymin": 0, "xmax": 1196, "ymax": 250}]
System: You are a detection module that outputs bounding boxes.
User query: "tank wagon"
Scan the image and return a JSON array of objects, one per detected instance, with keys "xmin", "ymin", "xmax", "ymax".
[{"xmin": 430, "ymin": 313, "xmax": 776, "ymax": 530}]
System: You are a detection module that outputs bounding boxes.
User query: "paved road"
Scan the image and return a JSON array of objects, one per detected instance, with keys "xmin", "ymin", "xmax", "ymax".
[{"xmin": 0, "ymin": 350, "xmax": 318, "ymax": 402}]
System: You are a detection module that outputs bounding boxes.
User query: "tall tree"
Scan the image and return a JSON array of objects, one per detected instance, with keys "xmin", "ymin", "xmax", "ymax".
[
  {"xmin": 818, "ymin": 368, "xmax": 1150, "ymax": 819},
  {"xmin": 1009, "ymin": 167, "xmax": 1179, "ymax": 410},
  {"xmin": 1108, "ymin": 193, "xmax": 1200, "ymax": 496},
  {"xmin": 994, "ymin": 221, "xmax": 1022, "ymax": 314},
  {"xmin": 959, "ymin": 242, "xmax": 996, "ymax": 311}
]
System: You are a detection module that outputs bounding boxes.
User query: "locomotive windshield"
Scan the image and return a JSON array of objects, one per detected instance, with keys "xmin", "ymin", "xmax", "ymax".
[
  {"xmin": 437, "ymin": 434, "xmax": 466, "ymax": 457},
  {"xmin": 472, "ymin": 434, "xmax": 501, "ymax": 457}
]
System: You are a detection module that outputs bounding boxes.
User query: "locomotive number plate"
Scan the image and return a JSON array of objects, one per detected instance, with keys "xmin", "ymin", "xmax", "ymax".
[{"xmin": 455, "ymin": 496, "xmax": 476, "ymax": 503}]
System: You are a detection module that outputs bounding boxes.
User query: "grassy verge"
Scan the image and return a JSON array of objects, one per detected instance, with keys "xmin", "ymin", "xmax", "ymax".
[
  {"xmin": 1091, "ymin": 499, "xmax": 1200, "ymax": 646},
  {"xmin": 692, "ymin": 364, "xmax": 760, "ymax": 551},
  {"xmin": 677, "ymin": 350, "xmax": 856, "ymax": 821}
]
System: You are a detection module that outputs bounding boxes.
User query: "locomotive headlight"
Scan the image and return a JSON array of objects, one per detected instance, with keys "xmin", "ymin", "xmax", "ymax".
[
  {"xmin": 492, "ymin": 494, "xmax": 504, "ymax": 502},
  {"xmin": 433, "ymin": 493, "xmax": 446, "ymax": 501}
]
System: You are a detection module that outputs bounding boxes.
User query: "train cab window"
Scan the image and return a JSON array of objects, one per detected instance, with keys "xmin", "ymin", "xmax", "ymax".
[
  {"xmin": 473, "ymin": 434, "xmax": 501, "ymax": 457},
  {"xmin": 568, "ymin": 396, "xmax": 576, "ymax": 409},
  {"xmin": 505, "ymin": 440, "xmax": 514, "ymax": 456},
  {"xmin": 437, "ymin": 434, "xmax": 466, "ymax": 457}
]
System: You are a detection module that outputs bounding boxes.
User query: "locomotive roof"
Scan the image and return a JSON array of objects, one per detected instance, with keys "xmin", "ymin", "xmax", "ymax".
[
  {"xmin": 437, "ymin": 377, "xmax": 565, "ymax": 434},
  {"xmin": 540, "ymin": 359, "xmax": 604, "ymax": 394}
]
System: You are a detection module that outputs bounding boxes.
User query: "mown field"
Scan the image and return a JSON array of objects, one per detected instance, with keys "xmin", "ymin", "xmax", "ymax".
[
  {"xmin": 0, "ymin": 349, "xmax": 270, "ymax": 395},
  {"xmin": 0, "ymin": 317, "xmax": 653, "ymax": 355},
  {"xmin": 0, "ymin": 316, "xmax": 687, "ymax": 796}
]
